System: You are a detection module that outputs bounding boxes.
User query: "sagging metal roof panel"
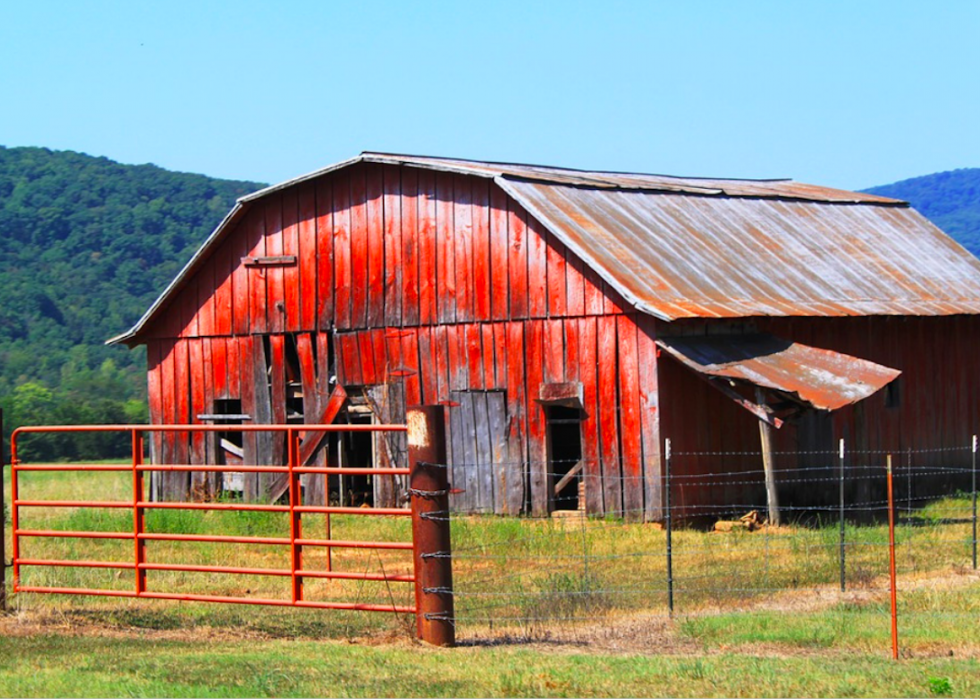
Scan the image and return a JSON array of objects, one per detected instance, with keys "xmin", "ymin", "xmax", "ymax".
[
  {"xmin": 657, "ymin": 334, "xmax": 901, "ymax": 411},
  {"xmin": 500, "ymin": 178, "xmax": 980, "ymax": 320}
]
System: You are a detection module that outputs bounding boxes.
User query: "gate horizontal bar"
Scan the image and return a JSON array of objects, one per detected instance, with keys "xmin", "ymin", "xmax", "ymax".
[
  {"xmin": 17, "ymin": 559, "xmax": 135, "ymax": 569},
  {"xmin": 16, "ymin": 529, "xmax": 132, "ymax": 539}
]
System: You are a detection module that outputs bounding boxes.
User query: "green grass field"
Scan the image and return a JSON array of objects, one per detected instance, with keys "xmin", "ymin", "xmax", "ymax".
[{"xmin": 3, "ymin": 463, "xmax": 980, "ymax": 697}]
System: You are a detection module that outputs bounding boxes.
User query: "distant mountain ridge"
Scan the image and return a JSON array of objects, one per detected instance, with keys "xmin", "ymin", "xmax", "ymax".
[{"xmin": 863, "ymin": 168, "xmax": 980, "ymax": 258}]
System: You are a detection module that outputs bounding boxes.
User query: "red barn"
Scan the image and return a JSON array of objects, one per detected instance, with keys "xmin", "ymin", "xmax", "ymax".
[{"xmin": 111, "ymin": 153, "xmax": 980, "ymax": 521}]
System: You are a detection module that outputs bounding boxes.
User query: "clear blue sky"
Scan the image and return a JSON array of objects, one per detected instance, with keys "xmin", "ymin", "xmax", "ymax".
[{"xmin": 2, "ymin": 0, "xmax": 977, "ymax": 190}]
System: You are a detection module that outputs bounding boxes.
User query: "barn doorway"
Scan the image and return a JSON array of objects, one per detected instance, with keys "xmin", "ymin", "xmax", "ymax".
[
  {"xmin": 336, "ymin": 406, "xmax": 375, "ymax": 507},
  {"xmin": 546, "ymin": 406, "xmax": 584, "ymax": 511}
]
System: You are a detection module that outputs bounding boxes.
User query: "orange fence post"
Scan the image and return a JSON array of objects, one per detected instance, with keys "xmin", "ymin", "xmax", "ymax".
[
  {"xmin": 887, "ymin": 454, "xmax": 899, "ymax": 660},
  {"xmin": 408, "ymin": 406, "xmax": 455, "ymax": 647},
  {"xmin": 288, "ymin": 428, "xmax": 303, "ymax": 604},
  {"xmin": 132, "ymin": 430, "xmax": 146, "ymax": 595}
]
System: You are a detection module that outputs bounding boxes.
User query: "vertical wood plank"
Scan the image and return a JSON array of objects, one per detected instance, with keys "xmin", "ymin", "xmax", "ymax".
[
  {"xmin": 417, "ymin": 169, "xmax": 438, "ymax": 326},
  {"xmin": 359, "ymin": 331, "xmax": 378, "ymax": 386},
  {"xmin": 180, "ymin": 278, "xmax": 199, "ymax": 339},
  {"xmin": 212, "ymin": 239, "xmax": 233, "ymax": 336},
  {"xmin": 508, "ymin": 200, "xmax": 529, "ymax": 318},
  {"xmin": 174, "ymin": 340, "xmax": 191, "ymax": 498},
  {"xmin": 247, "ymin": 209, "xmax": 268, "ymax": 334},
  {"xmin": 212, "ymin": 337, "xmax": 229, "ymax": 399},
  {"xmin": 227, "ymin": 336, "xmax": 241, "ymax": 398},
  {"xmin": 146, "ymin": 341, "xmax": 164, "ymax": 498},
  {"xmin": 584, "ymin": 266, "xmax": 604, "ymax": 316},
  {"xmin": 281, "ymin": 188, "xmax": 301, "ymax": 332},
  {"xmin": 231, "ymin": 215, "xmax": 251, "ymax": 335},
  {"xmin": 454, "ymin": 173, "xmax": 474, "ymax": 323},
  {"xmin": 525, "ymin": 320, "xmax": 548, "ymax": 515},
  {"xmin": 505, "ymin": 321, "xmax": 527, "ymax": 514},
  {"xmin": 350, "ymin": 165, "xmax": 369, "ymax": 328},
  {"xmin": 527, "ymin": 216, "xmax": 548, "ymax": 319},
  {"xmin": 472, "ymin": 179, "xmax": 491, "ymax": 322},
  {"xmin": 239, "ymin": 336, "xmax": 258, "ymax": 500},
  {"xmin": 400, "ymin": 167, "xmax": 420, "ymax": 326},
  {"xmin": 546, "ymin": 232, "xmax": 567, "ymax": 318},
  {"xmin": 493, "ymin": 322, "xmax": 508, "ymax": 389},
  {"xmin": 159, "ymin": 339, "xmax": 178, "ymax": 497},
  {"xmin": 251, "ymin": 337, "xmax": 276, "ymax": 499},
  {"xmin": 544, "ymin": 319, "xmax": 564, "ymax": 385},
  {"xmin": 432, "ymin": 326, "xmax": 451, "ymax": 404},
  {"xmin": 197, "ymin": 258, "xmax": 215, "ymax": 338},
  {"xmin": 481, "ymin": 324, "xmax": 496, "ymax": 390},
  {"xmin": 578, "ymin": 317, "xmax": 602, "ymax": 515},
  {"xmin": 383, "ymin": 165, "xmax": 403, "ymax": 327},
  {"xmin": 597, "ymin": 315, "xmax": 622, "ymax": 515},
  {"xmin": 489, "ymin": 186, "xmax": 510, "ymax": 321},
  {"xmin": 265, "ymin": 195, "xmax": 286, "ymax": 333},
  {"xmin": 618, "ymin": 315, "xmax": 643, "ymax": 521},
  {"xmin": 566, "ymin": 248, "xmax": 585, "ymax": 318},
  {"xmin": 316, "ymin": 178, "xmax": 335, "ymax": 329},
  {"xmin": 466, "ymin": 323, "xmax": 484, "ymax": 391},
  {"xmin": 436, "ymin": 172, "xmax": 456, "ymax": 324},
  {"xmin": 365, "ymin": 163, "xmax": 385, "ymax": 328},
  {"xmin": 401, "ymin": 329, "xmax": 422, "ymax": 406},
  {"xmin": 297, "ymin": 183, "xmax": 318, "ymax": 331},
  {"xmin": 334, "ymin": 173, "xmax": 354, "ymax": 330},
  {"xmin": 487, "ymin": 391, "xmax": 509, "ymax": 514},
  {"xmin": 417, "ymin": 327, "xmax": 438, "ymax": 405},
  {"xmin": 446, "ymin": 324, "xmax": 467, "ymax": 392}
]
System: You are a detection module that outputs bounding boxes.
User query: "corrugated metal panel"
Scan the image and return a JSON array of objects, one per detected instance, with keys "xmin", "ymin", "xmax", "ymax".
[
  {"xmin": 361, "ymin": 152, "xmax": 902, "ymax": 204},
  {"xmin": 499, "ymin": 178, "xmax": 980, "ymax": 319},
  {"xmin": 656, "ymin": 334, "xmax": 901, "ymax": 411}
]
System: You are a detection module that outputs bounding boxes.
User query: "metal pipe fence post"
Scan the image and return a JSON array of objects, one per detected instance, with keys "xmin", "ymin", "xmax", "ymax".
[
  {"xmin": 132, "ymin": 429, "xmax": 146, "ymax": 596},
  {"xmin": 665, "ymin": 438, "xmax": 674, "ymax": 616},
  {"xmin": 288, "ymin": 428, "xmax": 303, "ymax": 604},
  {"xmin": 408, "ymin": 406, "xmax": 455, "ymax": 647},
  {"xmin": 887, "ymin": 454, "xmax": 899, "ymax": 660},
  {"xmin": 0, "ymin": 408, "xmax": 5, "ymax": 612},
  {"xmin": 972, "ymin": 434, "xmax": 977, "ymax": 571},
  {"xmin": 839, "ymin": 438, "xmax": 846, "ymax": 593}
]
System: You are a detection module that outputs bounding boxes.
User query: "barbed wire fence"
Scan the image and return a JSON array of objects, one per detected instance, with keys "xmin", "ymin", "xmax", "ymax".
[{"xmin": 440, "ymin": 438, "xmax": 980, "ymax": 654}]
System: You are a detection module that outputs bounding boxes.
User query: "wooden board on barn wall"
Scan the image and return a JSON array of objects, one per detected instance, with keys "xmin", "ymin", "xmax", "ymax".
[
  {"xmin": 448, "ymin": 391, "xmax": 507, "ymax": 513},
  {"xmin": 350, "ymin": 165, "xmax": 370, "ymax": 328},
  {"xmin": 636, "ymin": 314, "xmax": 662, "ymax": 521},
  {"xmin": 281, "ymin": 188, "xmax": 301, "ymax": 332},
  {"xmin": 239, "ymin": 336, "xmax": 258, "ymax": 501},
  {"xmin": 315, "ymin": 178, "xmax": 334, "ymax": 328},
  {"xmin": 597, "ymin": 315, "xmax": 622, "ymax": 515},
  {"xmin": 454, "ymin": 174, "xmax": 474, "ymax": 323},
  {"xmin": 146, "ymin": 341, "xmax": 164, "ymax": 501},
  {"xmin": 525, "ymin": 320, "xmax": 548, "ymax": 515},
  {"xmin": 578, "ymin": 317, "xmax": 603, "ymax": 515},
  {"xmin": 489, "ymin": 186, "xmax": 510, "ymax": 321},
  {"xmin": 383, "ymin": 165, "xmax": 403, "ymax": 328},
  {"xmin": 333, "ymin": 171, "xmax": 353, "ymax": 330},
  {"xmin": 504, "ymin": 321, "xmax": 527, "ymax": 515},
  {"xmin": 472, "ymin": 179, "xmax": 491, "ymax": 322},
  {"xmin": 401, "ymin": 167, "xmax": 420, "ymax": 327},
  {"xmin": 617, "ymin": 315, "xmax": 643, "ymax": 521},
  {"xmin": 365, "ymin": 164, "xmax": 386, "ymax": 328},
  {"xmin": 365, "ymin": 383, "xmax": 406, "ymax": 509}
]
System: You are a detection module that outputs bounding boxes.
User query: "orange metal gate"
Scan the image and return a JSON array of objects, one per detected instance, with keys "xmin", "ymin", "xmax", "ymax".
[{"xmin": 7, "ymin": 418, "xmax": 454, "ymax": 645}]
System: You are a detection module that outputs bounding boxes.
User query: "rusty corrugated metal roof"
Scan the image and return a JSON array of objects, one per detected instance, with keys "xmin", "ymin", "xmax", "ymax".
[
  {"xmin": 109, "ymin": 153, "xmax": 980, "ymax": 345},
  {"xmin": 498, "ymin": 178, "xmax": 980, "ymax": 319},
  {"xmin": 656, "ymin": 334, "xmax": 901, "ymax": 411}
]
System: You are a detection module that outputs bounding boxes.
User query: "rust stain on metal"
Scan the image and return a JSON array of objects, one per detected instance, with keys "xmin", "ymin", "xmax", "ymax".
[{"xmin": 656, "ymin": 333, "xmax": 901, "ymax": 411}]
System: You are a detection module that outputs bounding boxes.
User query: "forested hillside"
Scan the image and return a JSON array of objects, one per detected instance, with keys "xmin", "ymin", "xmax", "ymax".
[
  {"xmin": 0, "ymin": 146, "xmax": 263, "ymax": 458},
  {"xmin": 864, "ymin": 168, "xmax": 980, "ymax": 257}
]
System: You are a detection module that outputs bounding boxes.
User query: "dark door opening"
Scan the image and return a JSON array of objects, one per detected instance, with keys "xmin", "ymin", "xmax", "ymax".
[
  {"xmin": 547, "ymin": 406, "xmax": 584, "ymax": 511},
  {"xmin": 335, "ymin": 407, "xmax": 375, "ymax": 507}
]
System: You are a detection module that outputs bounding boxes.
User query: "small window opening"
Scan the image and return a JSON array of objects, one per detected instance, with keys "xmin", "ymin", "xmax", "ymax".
[{"xmin": 885, "ymin": 379, "xmax": 901, "ymax": 409}]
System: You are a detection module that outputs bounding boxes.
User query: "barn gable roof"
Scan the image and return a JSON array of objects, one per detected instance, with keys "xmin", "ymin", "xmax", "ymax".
[{"xmin": 109, "ymin": 152, "xmax": 980, "ymax": 345}]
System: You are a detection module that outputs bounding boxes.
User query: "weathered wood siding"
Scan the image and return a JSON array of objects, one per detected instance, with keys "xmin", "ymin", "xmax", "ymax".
[
  {"xmin": 657, "ymin": 316, "xmax": 980, "ymax": 520},
  {"xmin": 143, "ymin": 163, "xmax": 661, "ymax": 518}
]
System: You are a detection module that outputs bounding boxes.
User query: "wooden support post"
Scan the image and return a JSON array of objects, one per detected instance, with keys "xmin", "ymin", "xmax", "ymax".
[
  {"xmin": 839, "ymin": 438, "xmax": 846, "ymax": 592},
  {"xmin": 408, "ymin": 406, "xmax": 455, "ymax": 647},
  {"xmin": 756, "ymin": 388, "xmax": 780, "ymax": 527},
  {"xmin": 665, "ymin": 437, "xmax": 674, "ymax": 616}
]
